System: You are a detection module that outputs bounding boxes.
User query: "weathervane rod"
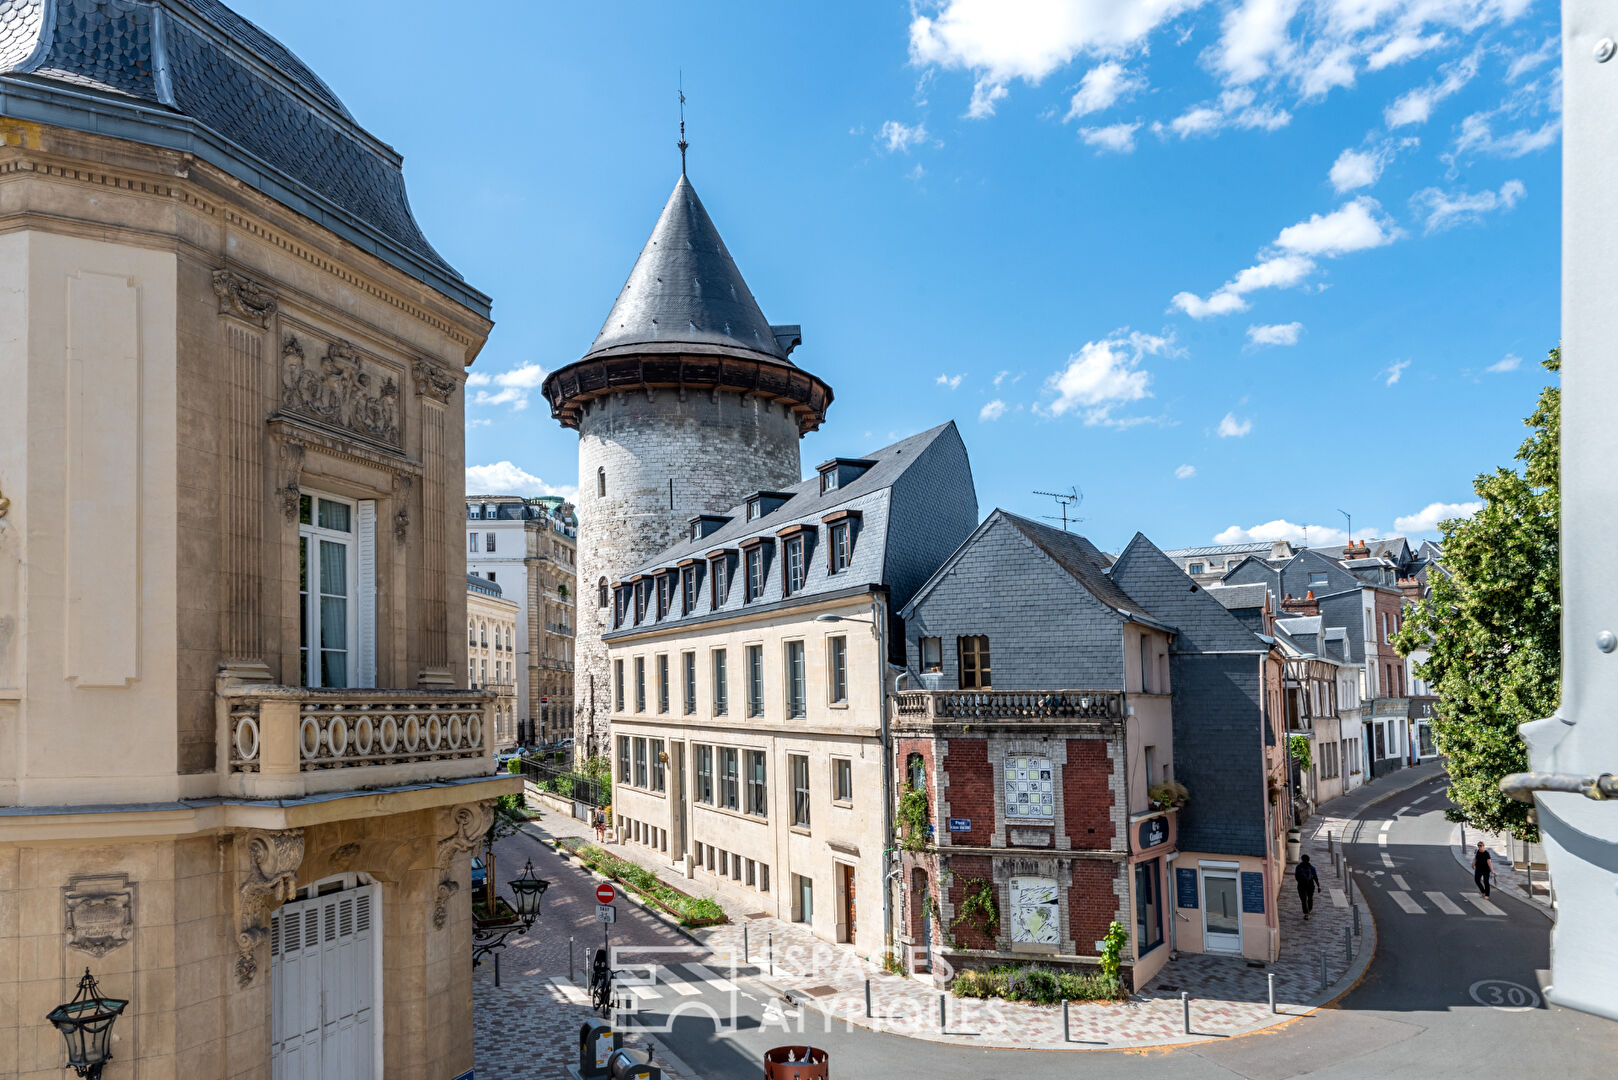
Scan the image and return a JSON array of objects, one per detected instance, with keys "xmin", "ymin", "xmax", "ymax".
[{"xmin": 678, "ymin": 71, "xmax": 688, "ymax": 175}]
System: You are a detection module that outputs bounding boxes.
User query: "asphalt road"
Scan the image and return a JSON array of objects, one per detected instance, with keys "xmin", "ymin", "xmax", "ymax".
[{"xmin": 511, "ymin": 775, "xmax": 1618, "ymax": 1079}]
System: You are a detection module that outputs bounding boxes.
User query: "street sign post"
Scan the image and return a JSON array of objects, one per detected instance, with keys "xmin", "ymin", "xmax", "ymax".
[
  {"xmin": 596, "ymin": 883, "xmax": 617, "ymax": 904},
  {"xmin": 596, "ymin": 904, "xmax": 616, "ymax": 924}
]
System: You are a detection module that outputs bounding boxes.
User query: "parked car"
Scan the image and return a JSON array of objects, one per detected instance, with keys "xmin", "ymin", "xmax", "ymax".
[{"xmin": 470, "ymin": 856, "xmax": 486, "ymax": 892}]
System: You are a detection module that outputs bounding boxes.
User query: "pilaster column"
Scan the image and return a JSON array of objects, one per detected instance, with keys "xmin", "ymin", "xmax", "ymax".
[{"xmin": 413, "ymin": 361, "xmax": 457, "ymax": 687}]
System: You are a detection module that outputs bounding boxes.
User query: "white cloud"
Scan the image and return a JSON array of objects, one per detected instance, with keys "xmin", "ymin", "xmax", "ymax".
[
  {"xmin": 1275, "ymin": 196, "xmax": 1400, "ymax": 256},
  {"xmin": 1385, "ymin": 49, "xmax": 1480, "ymax": 127},
  {"xmin": 1210, "ymin": 0, "xmax": 1300, "ymax": 85},
  {"xmin": 1175, "ymin": 463, "xmax": 1197, "ymax": 479},
  {"xmin": 1158, "ymin": 87, "xmax": 1292, "ymax": 140},
  {"xmin": 465, "ymin": 462, "xmax": 576, "ymax": 499},
  {"xmin": 1505, "ymin": 36, "xmax": 1558, "ymax": 82},
  {"xmin": 1169, "ymin": 105, "xmax": 1226, "ymax": 138},
  {"xmin": 1041, "ymin": 330, "xmax": 1176, "ymax": 425},
  {"xmin": 1329, "ymin": 147, "xmax": 1382, "ymax": 192},
  {"xmin": 979, "ymin": 399, "xmax": 1008, "ymax": 422},
  {"xmin": 1296, "ymin": 42, "xmax": 1358, "ymax": 98},
  {"xmin": 1214, "ymin": 519, "xmax": 1351, "ymax": 546},
  {"xmin": 1247, "ymin": 321, "xmax": 1304, "ymax": 346},
  {"xmin": 1394, "ymin": 500, "xmax": 1483, "ymax": 534},
  {"xmin": 1412, "ymin": 178, "xmax": 1525, "ymax": 231},
  {"xmin": 1218, "ymin": 412, "xmax": 1253, "ymax": 437},
  {"xmin": 879, "ymin": 120, "xmax": 930, "ymax": 153},
  {"xmin": 1067, "ymin": 61, "xmax": 1147, "ymax": 119},
  {"xmin": 1366, "ymin": 32, "xmax": 1446, "ymax": 70},
  {"xmin": 907, "ymin": 163, "xmax": 928, "ymax": 182},
  {"xmin": 1383, "ymin": 359, "xmax": 1411, "ymax": 385},
  {"xmin": 1079, "ymin": 121, "xmax": 1142, "ymax": 153},
  {"xmin": 469, "ymin": 417, "xmax": 493, "ymax": 428},
  {"xmin": 469, "ymin": 361, "xmax": 547, "ymax": 411},
  {"xmin": 994, "ymin": 369, "xmax": 1011, "ymax": 387},
  {"xmin": 967, "ymin": 77, "xmax": 1010, "ymax": 117},
  {"xmin": 936, "ymin": 372, "xmax": 965, "ymax": 389},
  {"xmin": 1454, "ymin": 113, "xmax": 1559, "ymax": 158},
  {"xmin": 1486, "ymin": 352, "xmax": 1521, "ymax": 373},
  {"xmin": 1172, "ymin": 253, "xmax": 1314, "ymax": 318}
]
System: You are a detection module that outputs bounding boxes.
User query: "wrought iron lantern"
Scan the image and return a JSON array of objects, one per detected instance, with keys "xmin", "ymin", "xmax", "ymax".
[
  {"xmin": 46, "ymin": 968, "xmax": 127, "ymax": 1079},
  {"xmin": 506, "ymin": 858, "xmax": 550, "ymax": 922},
  {"xmin": 472, "ymin": 858, "xmax": 551, "ymax": 967}
]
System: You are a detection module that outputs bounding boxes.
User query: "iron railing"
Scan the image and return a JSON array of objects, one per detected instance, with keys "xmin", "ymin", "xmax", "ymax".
[
  {"xmin": 892, "ymin": 688, "xmax": 1125, "ymax": 721},
  {"xmin": 521, "ymin": 757, "xmax": 607, "ymax": 807}
]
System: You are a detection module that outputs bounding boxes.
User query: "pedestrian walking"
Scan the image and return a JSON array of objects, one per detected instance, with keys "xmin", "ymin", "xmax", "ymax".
[
  {"xmin": 593, "ymin": 807, "xmax": 607, "ymax": 843},
  {"xmin": 1295, "ymin": 853, "xmax": 1320, "ymax": 918},
  {"xmin": 1473, "ymin": 841, "xmax": 1493, "ymax": 896}
]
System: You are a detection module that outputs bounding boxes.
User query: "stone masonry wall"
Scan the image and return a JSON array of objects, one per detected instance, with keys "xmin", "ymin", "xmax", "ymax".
[{"xmin": 572, "ymin": 389, "xmax": 802, "ymax": 757}]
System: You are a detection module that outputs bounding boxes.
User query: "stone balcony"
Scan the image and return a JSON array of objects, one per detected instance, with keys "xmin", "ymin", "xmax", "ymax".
[
  {"xmin": 892, "ymin": 688, "xmax": 1125, "ymax": 725},
  {"xmin": 218, "ymin": 685, "xmax": 497, "ymax": 799}
]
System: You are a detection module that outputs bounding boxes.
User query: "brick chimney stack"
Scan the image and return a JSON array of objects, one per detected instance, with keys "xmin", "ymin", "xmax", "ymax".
[
  {"xmin": 1281, "ymin": 590, "xmax": 1320, "ymax": 616},
  {"xmin": 1397, "ymin": 576, "xmax": 1424, "ymax": 602}
]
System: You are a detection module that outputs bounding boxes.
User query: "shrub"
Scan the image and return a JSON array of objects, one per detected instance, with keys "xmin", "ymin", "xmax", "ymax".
[{"xmin": 950, "ymin": 962, "xmax": 1125, "ymax": 1003}]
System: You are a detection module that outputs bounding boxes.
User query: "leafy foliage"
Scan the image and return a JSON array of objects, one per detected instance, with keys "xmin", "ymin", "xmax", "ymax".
[
  {"xmin": 1394, "ymin": 347, "xmax": 1560, "ymax": 842},
  {"xmin": 950, "ymin": 876, "xmax": 999, "ymax": 946},
  {"xmin": 1288, "ymin": 734, "xmax": 1313, "ymax": 773},
  {"xmin": 1098, "ymin": 920, "xmax": 1129, "ymax": 982},
  {"xmin": 895, "ymin": 783, "xmax": 931, "ymax": 853},
  {"xmin": 951, "ymin": 963, "xmax": 1125, "ymax": 1003},
  {"xmin": 485, "ymin": 795, "xmax": 529, "ymax": 857},
  {"xmin": 1147, "ymin": 780, "xmax": 1189, "ymax": 809},
  {"xmin": 556, "ymin": 836, "xmax": 727, "ymax": 926}
]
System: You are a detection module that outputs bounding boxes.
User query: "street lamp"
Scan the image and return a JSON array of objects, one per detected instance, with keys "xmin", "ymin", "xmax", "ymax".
[
  {"xmin": 472, "ymin": 858, "xmax": 550, "ymax": 967},
  {"xmin": 46, "ymin": 969, "xmax": 127, "ymax": 1079},
  {"xmin": 814, "ymin": 613, "xmax": 873, "ymax": 625}
]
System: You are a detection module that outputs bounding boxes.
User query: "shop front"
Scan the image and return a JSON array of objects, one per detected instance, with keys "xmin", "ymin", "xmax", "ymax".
[{"xmin": 1127, "ymin": 810, "xmax": 1177, "ymax": 988}]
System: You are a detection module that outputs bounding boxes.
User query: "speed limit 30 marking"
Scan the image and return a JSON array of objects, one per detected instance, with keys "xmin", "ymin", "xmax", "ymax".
[{"xmin": 1469, "ymin": 979, "xmax": 1541, "ymax": 1011}]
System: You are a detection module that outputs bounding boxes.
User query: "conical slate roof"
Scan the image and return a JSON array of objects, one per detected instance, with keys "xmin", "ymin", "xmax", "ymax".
[{"xmin": 586, "ymin": 175, "xmax": 791, "ymax": 363}]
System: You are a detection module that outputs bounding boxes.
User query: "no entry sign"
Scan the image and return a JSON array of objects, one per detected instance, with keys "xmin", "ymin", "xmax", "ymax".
[{"xmin": 595, "ymin": 882, "xmax": 616, "ymax": 904}]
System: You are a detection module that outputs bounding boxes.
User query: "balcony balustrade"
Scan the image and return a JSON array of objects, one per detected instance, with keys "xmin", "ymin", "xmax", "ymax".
[
  {"xmin": 220, "ymin": 685, "xmax": 496, "ymax": 799},
  {"xmin": 892, "ymin": 688, "xmax": 1125, "ymax": 722}
]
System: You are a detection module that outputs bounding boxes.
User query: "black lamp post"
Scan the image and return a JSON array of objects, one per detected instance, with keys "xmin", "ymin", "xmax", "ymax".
[
  {"xmin": 46, "ymin": 968, "xmax": 127, "ymax": 1079},
  {"xmin": 472, "ymin": 858, "xmax": 550, "ymax": 967}
]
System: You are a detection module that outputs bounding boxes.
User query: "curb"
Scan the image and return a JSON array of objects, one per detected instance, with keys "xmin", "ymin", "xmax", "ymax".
[{"xmin": 1446, "ymin": 827, "xmax": 1555, "ymax": 923}]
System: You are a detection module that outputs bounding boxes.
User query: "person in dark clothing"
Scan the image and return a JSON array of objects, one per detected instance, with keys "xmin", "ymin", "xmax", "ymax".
[
  {"xmin": 1473, "ymin": 841, "xmax": 1494, "ymax": 896},
  {"xmin": 1295, "ymin": 854, "xmax": 1320, "ymax": 917}
]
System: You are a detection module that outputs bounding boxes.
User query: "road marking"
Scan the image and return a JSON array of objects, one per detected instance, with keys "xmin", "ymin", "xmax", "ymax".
[
  {"xmin": 550, "ymin": 976, "xmax": 589, "ymax": 1005},
  {"xmin": 1395, "ymin": 805, "xmax": 1413, "ymax": 816},
  {"xmin": 1464, "ymin": 894, "xmax": 1506, "ymax": 916},
  {"xmin": 1380, "ymin": 821, "xmax": 1393, "ymax": 833},
  {"xmin": 1392, "ymin": 875, "xmax": 1411, "ymax": 890},
  {"xmin": 1381, "ymin": 852, "xmax": 1395, "ymax": 867},
  {"xmin": 1389, "ymin": 891, "xmax": 1425, "ymax": 914},
  {"xmin": 627, "ymin": 984, "xmax": 661, "ymax": 1001},
  {"xmin": 684, "ymin": 963, "xmax": 739, "ymax": 992},
  {"xmin": 1410, "ymin": 795, "xmax": 1429, "ymax": 805},
  {"xmin": 1378, "ymin": 833, "xmax": 1389, "ymax": 845},
  {"xmin": 1469, "ymin": 979, "xmax": 1540, "ymax": 1011},
  {"xmin": 1330, "ymin": 888, "xmax": 1348, "ymax": 907},
  {"xmin": 1425, "ymin": 891, "xmax": 1465, "ymax": 915}
]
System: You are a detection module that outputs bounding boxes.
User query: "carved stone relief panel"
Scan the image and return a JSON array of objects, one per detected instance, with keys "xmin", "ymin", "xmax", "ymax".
[
  {"xmin": 280, "ymin": 332, "xmax": 403, "ymax": 447},
  {"xmin": 392, "ymin": 471, "xmax": 414, "ymax": 544},
  {"xmin": 212, "ymin": 269, "xmax": 279, "ymax": 328},
  {"xmin": 433, "ymin": 801, "xmax": 493, "ymax": 929},
  {"xmin": 277, "ymin": 440, "xmax": 305, "ymax": 524},
  {"xmin": 233, "ymin": 828, "xmax": 305, "ymax": 986},
  {"xmin": 411, "ymin": 359, "xmax": 457, "ymax": 404},
  {"xmin": 63, "ymin": 874, "xmax": 135, "ymax": 957}
]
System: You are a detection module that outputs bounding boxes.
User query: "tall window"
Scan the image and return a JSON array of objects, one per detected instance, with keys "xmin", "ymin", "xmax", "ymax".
[
  {"xmin": 1139, "ymin": 636, "xmax": 1152, "ymax": 694},
  {"xmin": 919, "ymin": 637, "xmax": 942, "ymax": 674},
  {"xmin": 958, "ymin": 635, "xmax": 991, "ymax": 689},
  {"xmin": 486, "ymin": 532, "xmax": 496, "ymax": 552},
  {"xmin": 695, "ymin": 745, "xmax": 713, "ymax": 803},
  {"xmin": 683, "ymin": 652, "xmax": 697, "ymax": 714},
  {"xmin": 790, "ymin": 754, "xmax": 811, "ymax": 828},
  {"xmin": 635, "ymin": 581, "xmax": 647, "ymax": 622},
  {"xmin": 468, "ymin": 531, "xmax": 478, "ymax": 552},
  {"xmin": 745, "ymin": 751, "xmax": 768, "ymax": 816},
  {"xmin": 711, "ymin": 556, "xmax": 729, "ymax": 607},
  {"xmin": 720, "ymin": 748, "xmax": 739, "ymax": 810},
  {"xmin": 784, "ymin": 536, "xmax": 805, "ymax": 595},
  {"xmin": 907, "ymin": 752, "xmax": 927, "ymax": 792},
  {"xmin": 747, "ymin": 645, "xmax": 764, "ymax": 717},
  {"xmin": 651, "ymin": 739, "xmax": 666, "ymax": 792},
  {"xmin": 634, "ymin": 738, "xmax": 648, "ymax": 788},
  {"xmin": 745, "ymin": 546, "xmax": 765, "ymax": 602},
  {"xmin": 829, "ymin": 522, "xmax": 851, "ymax": 573},
  {"xmin": 828, "ymin": 636, "xmax": 848, "ymax": 704},
  {"xmin": 683, "ymin": 566, "xmax": 699, "ymax": 613},
  {"xmin": 635, "ymin": 657, "xmax": 646, "ymax": 712},
  {"xmin": 618, "ymin": 736, "xmax": 631, "ymax": 782},
  {"xmin": 597, "ymin": 467, "xmax": 606, "ymax": 497},
  {"xmin": 299, "ymin": 493, "xmax": 356, "ymax": 688},
  {"xmin": 785, "ymin": 641, "xmax": 806, "ymax": 718},
  {"xmin": 713, "ymin": 649, "xmax": 729, "ymax": 715},
  {"xmin": 657, "ymin": 574, "xmax": 672, "ymax": 619},
  {"xmin": 598, "ymin": 577, "xmax": 609, "ymax": 608},
  {"xmin": 657, "ymin": 655, "xmax": 670, "ymax": 713},
  {"xmin": 834, "ymin": 758, "xmax": 853, "ymax": 803}
]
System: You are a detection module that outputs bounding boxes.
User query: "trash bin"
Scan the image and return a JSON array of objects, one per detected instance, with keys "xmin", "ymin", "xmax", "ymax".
[
  {"xmin": 1286, "ymin": 828, "xmax": 1302, "ymax": 863},
  {"xmin": 578, "ymin": 1021, "xmax": 621, "ymax": 1079},
  {"xmin": 607, "ymin": 1046, "xmax": 661, "ymax": 1080},
  {"xmin": 763, "ymin": 1046, "xmax": 829, "ymax": 1080}
]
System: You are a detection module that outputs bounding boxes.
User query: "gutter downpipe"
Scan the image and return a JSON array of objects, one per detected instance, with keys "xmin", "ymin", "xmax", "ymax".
[{"xmin": 877, "ymin": 593, "xmax": 896, "ymax": 964}]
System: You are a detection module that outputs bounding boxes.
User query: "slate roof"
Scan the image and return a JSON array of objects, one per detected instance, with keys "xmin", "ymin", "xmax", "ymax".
[
  {"xmin": 467, "ymin": 573, "xmax": 503, "ymax": 598},
  {"xmin": 585, "ymin": 174, "xmax": 792, "ymax": 364},
  {"xmin": 998, "ymin": 513, "xmax": 1157, "ymax": 620},
  {"xmin": 606, "ymin": 422, "xmax": 978, "ymax": 635},
  {"xmin": 0, "ymin": 0, "xmax": 487, "ymax": 315},
  {"xmin": 1204, "ymin": 582, "xmax": 1269, "ymax": 611}
]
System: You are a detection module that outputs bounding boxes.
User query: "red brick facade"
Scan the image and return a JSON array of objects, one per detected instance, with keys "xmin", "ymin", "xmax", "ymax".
[
  {"xmin": 941, "ymin": 738, "xmax": 992, "ymax": 846},
  {"xmin": 1067, "ymin": 860, "xmax": 1120, "ymax": 953},
  {"xmin": 945, "ymin": 854, "xmax": 996, "ymax": 950},
  {"xmin": 1063, "ymin": 738, "xmax": 1114, "ymax": 851}
]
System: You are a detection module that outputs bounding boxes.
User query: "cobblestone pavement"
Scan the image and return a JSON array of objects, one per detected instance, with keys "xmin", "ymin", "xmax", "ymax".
[
  {"xmin": 474, "ymin": 971, "xmax": 694, "ymax": 1080},
  {"xmin": 515, "ymin": 776, "xmax": 1443, "ymax": 1051}
]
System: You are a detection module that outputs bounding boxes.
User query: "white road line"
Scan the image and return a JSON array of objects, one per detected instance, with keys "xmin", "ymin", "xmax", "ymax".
[
  {"xmin": 1380, "ymin": 821, "xmax": 1393, "ymax": 832},
  {"xmin": 658, "ymin": 970, "xmax": 702, "ymax": 996},
  {"xmin": 1378, "ymin": 833, "xmax": 1389, "ymax": 846},
  {"xmin": 1393, "ymin": 875, "xmax": 1411, "ymax": 891},
  {"xmin": 684, "ymin": 963, "xmax": 739, "ymax": 992},
  {"xmin": 1382, "ymin": 852, "xmax": 1395, "ymax": 867},
  {"xmin": 550, "ymin": 976, "xmax": 589, "ymax": 1005},
  {"xmin": 1426, "ymin": 891, "xmax": 1465, "ymax": 915},
  {"xmin": 1464, "ymin": 894, "xmax": 1506, "ymax": 917},
  {"xmin": 1330, "ymin": 888, "xmax": 1348, "ymax": 907},
  {"xmin": 627, "ymin": 984, "xmax": 662, "ymax": 1001},
  {"xmin": 1395, "ymin": 805, "xmax": 1413, "ymax": 816},
  {"xmin": 1410, "ymin": 795, "xmax": 1429, "ymax": 805},
  {"xmin": 1389, "ymin": 891, "xmax": 1426, "ymax": 914}
]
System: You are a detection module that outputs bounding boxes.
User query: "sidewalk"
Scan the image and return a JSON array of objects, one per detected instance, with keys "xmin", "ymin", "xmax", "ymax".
[
  {"xmin": 1449, "ymin": 826, "xmax": 1554, "ymax": 920},
  {"xmin": 522, "ymin": 782, "xmax": 1394, "ymax": 1051}
]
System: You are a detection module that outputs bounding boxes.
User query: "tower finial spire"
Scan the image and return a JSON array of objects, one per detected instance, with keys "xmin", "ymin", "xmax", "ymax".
[{"xmin": 677, "ymin": 72, "xmax": 688, "ymax": 175}]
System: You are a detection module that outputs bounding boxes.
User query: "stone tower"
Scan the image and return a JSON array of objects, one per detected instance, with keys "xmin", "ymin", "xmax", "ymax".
[{"xmin": 542, "ymin": 171, "xmax": 834, "ymax": 758}]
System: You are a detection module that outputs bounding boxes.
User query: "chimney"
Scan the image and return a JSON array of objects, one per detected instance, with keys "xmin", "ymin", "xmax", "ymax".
[
  {"xmin": 1282, "ymin": 592, "xmax": 1319, "ymax": 616},
  {"xmin": 1344, "ymin": 539, "xmax": 1370, "ymax": 560},
  {"xmin": 1397, "ymin": 576, "xmax": 1423, "ymax": 602}
]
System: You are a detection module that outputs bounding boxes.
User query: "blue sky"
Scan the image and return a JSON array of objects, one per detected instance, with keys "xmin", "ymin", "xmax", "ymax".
[{"xmin": 234, "ymin": 0, "xmax": 1560, "ymax": 554}]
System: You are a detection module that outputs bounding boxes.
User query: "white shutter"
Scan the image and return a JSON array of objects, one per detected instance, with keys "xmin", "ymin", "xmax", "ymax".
[
  {"xmin": 271, "ymin": 883, "xmax": 380, "ymax": 1080},
  {"xmin": 357, "ymin": 501, "xmax": 377, "ymax": 688}
]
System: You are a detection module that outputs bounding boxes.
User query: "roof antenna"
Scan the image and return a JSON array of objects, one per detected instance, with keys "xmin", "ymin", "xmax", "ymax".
[
  {"xmin": 1034, "ymin": 487, "xmax": 1084, "ymax": 532},
  {"xmin": 1338, "ymin": 508, "xmax": 1352, "ymax": 544},
  {"xmin": 677, "ymin": 71, "xmax": 689, "ymax": 176}
]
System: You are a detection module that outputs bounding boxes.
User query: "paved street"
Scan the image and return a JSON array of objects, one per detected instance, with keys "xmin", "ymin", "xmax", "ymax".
[{"xmin": 474, "ymin": 770, "xmax": 1618, "ymax": 1078}]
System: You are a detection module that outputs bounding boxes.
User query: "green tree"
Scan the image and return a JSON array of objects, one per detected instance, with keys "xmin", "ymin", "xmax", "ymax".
[{"xmin": 1394, "ymin": 347, "xmax": 1559, "ymax": 841}]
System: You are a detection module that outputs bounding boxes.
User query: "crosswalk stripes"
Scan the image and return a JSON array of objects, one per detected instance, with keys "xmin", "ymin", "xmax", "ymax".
[
  {"xmin": 1392, "ymin": 875, "xmax": 1411, "ymax": 891},
  {"xmin": 684, "ymin": 963, "xmax": 739, "ymax": 993},
  {"xmin": 1330, "ymin": 887, "xmax": 1348, "ymax": 908},
  {"xmin": 1425, "ymin": 891, "xmax": 1465, "ymax": 915},
  {"xmin": 1389, "ymin": 890, "xmax": 1426, "ymax": 914},
  {"xmin": 549, "ymin": 976, "xmax": 589, "ymax": 1005},
  {"xmin": 1381, "ymin": 853, "xmax": 1395, "ymax": 867},
  {"xmin": 1464, "ymin": 893, "xmax": 1506, "ymax": 916}
]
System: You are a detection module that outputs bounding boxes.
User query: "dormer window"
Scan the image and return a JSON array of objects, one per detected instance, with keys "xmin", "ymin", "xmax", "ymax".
[
  {"xmin": 784, "ymin": 536, "xmax": 806, "ymax": 595},
  {"xmin": 821, "ymin": 509, "xmax": 862, "ymax": 575},
  {"xmin": 1188, "ymin": 562, "xmax": 1205, "ymax": 575},
  {"xmin": 710, "ymin": 552, "xmax": 733, "ymax": 608},
  {"xmin": 746, "ymin": 498, "xmax": 762, "ymax": 522},
  {"xmin": 657, "ymin": 573, "xmax": 673, "ymax": 619},
  {"xmin": 744, "ymin": 491, "xmax": 792, "ymax": 522},
  {"xmin": 820, "ymin": 469, "xmax": 838, "ymax": 493},
  {"xmin": 816, "ymin": 458, "xmax": 876, "ymax": 494},
  {"xmin": 689, "ymin": 515, "xmax": 731, "ymax": 543},
  {"xmin": 634, "ymin": 580, "xmax": 648, "ymax": 623},
  {"xmin": 682, "ymin": 564, "xmax": 700, "ymax": 614}
]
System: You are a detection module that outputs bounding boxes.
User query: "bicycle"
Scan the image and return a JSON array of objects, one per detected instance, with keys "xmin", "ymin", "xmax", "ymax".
[{"xmin": 589, "ymin": 950, "xmax": 622, "ymax": 1017}]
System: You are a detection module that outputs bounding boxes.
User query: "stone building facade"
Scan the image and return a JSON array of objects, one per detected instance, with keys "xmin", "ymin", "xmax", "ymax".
[
  {"xmin": 0, "ymin": 4, "xmax": 518, "ymax": 1078},
  {"xmin": 466, "ymin": 496, "xmax": 577, "ymax": 746},
  {"xmin": 542, "ymin": 171, "xmax": 833, "ymax": 760},
  {"xmin": 467, "ymin": 574, "xmax": 520, "ymax": 748}
]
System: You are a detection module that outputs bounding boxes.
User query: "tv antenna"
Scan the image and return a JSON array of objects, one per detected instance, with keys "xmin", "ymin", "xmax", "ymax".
[
  {"xmin": 1338, "ymin": 508, "xmax": 1352, "ymax": 543},
  {"xmin": 1034, "ymin": 487, "xmax": 1084, "ymax": 531}
]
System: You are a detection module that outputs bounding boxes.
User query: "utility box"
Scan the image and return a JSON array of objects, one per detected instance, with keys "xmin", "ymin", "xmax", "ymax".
[
  {"xmin": 578, "ymin": 1021, "xmax": 621, "ymax": 1079},
  {"xmin": 764, "ymin": 1046, "xmax": 829, "ymax": 1080},
  {"xmin": 607, "ymin": 1046, "xmax": 661, "ymax": 1080}
]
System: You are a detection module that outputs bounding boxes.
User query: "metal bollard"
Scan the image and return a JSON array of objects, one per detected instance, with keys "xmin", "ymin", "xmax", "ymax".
[
  {"xmin": 1268, "ymin": 972, "xmax": 1276, "ymax": 1014},
  {"xmin": 570, "ymin": 936, "xmax": 575, "ymax": 982},
  {"xmin": 494, "ymin": 951, "xmax": 501, "ymax": 988},
  {"xmin": 1318, "ymin": 952, "xmax": 1327, "ymax": 993},
  {"xmin": 1327, "ymin": 829, "xmax": 1333, "ymax": 854},
  {"xmin": 865, "ymin": 979, "xmax": 872, "ymax": 1018},
  {"xmin": 1181, "ymin": 991, "xmax": 1190, "ymax": 1034},
  {"xmin": 939, "ymin": 993, "xmax": 947, "ymax": 1032},
  {"xmin": 768, "ymin": 933, "xmax": 774, "ymax": 976},
  {"xmin": 744, "ymin": 924, "xmax": 749, "ymax": 964},
  {"xmin": 1344, "ymin": 927, "xmax": 1352, "ymax": 965},
  {"xmin": 1063, "ymin": 999, "xmax": 1070, "ymax": 1041},
  {"xmin": 1353, "ymin": 902, "xmax": 1361, "ymax": 936}
]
